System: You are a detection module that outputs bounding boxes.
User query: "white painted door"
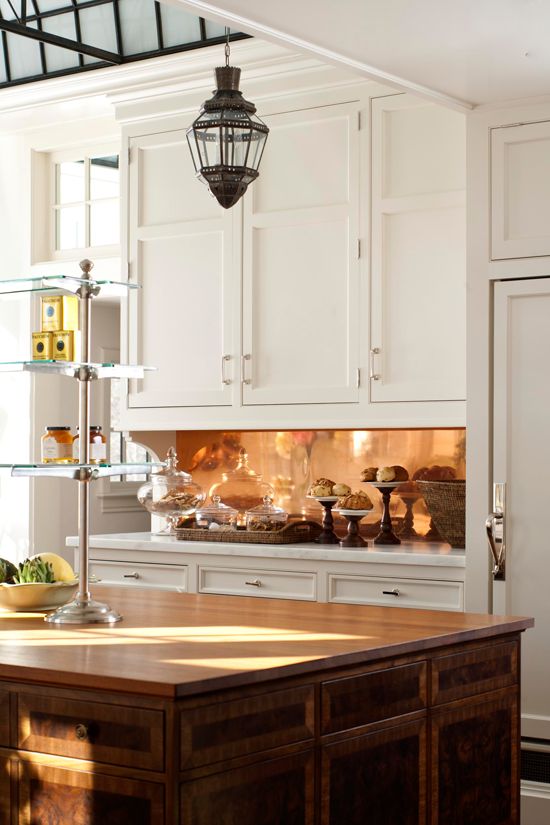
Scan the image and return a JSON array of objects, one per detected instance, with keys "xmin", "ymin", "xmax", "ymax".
[
  {"xmin": 370, "ymin": 95, "xmax": 466, "ymax": 402},
  {"xmin": 492, "ymin": 121, "xmax": 550, "ymax": 260},
  {"xmin": 127, "ymin": 130, "xmax": 237, "ymax": 408},
  {"xmin": 493, "ymin": 278, "xmax": 550, "ymax": 741},
  {"xmin": 241, "ymin": 103, "xmax": 360, "ymax": 405}
]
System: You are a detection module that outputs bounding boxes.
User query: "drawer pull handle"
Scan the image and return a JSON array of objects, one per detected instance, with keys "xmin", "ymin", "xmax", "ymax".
[
  {"xmin": 123, "ymin": 572, "xmax": 140, "ymax": 579},
  {"xmin": 75, "ymin": 723, "xmax": 89, "ymax": 741},
  {"xmin": 382, "ymin": 588, "xmax": 400, "ymax": 597},
  {"xmin": 245, "ymin": 578, "xmax": 262, "ymax": 587}
]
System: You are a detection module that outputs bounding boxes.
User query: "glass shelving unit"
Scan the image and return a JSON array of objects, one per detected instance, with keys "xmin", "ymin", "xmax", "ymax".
[{"xmin": 0, "ymin": 259, "xmax": 162, "ymax": 625}]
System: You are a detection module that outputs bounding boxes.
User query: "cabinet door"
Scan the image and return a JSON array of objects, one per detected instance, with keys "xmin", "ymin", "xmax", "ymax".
[
  {"xmin": 431, "ymin": 690, "xmax": 519, "ymax": 825},
  {"xmin": 242, "ymin": 103, "xmax": 360, "ymax": 405},
  {"xmin": 321, "ymin": 719, "xmax": 427, "ymax": 825},
  {"xmin": 370, "ymin": 94, "xmax": 466, "ymax": 402},
  {"xmin": 126, "ymin": 129, "xmax": 237, "ymax": 408},
  {"xmin": 17, "ymin": 760, "xmax": 164, "ymax": 825},
  {"xmin": 492, "ymin": 121, "xmax": 550, "ymax": 260}
]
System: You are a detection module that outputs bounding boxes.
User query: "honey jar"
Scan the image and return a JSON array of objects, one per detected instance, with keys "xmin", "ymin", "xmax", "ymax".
[
  {"xmin": 41, "ymin": 426, "xmax": 75, "ymax": 464},
  {"xmin": 41, "ymin": 296, "xmax": 79, "ymax": 332},
  {"xmin": 72, "ymin": 426, "xmax": 107, "ymax": 464},
  {"xmin": 32, "ymin": 332, "xmax": 52, "ymax": 360},
  {"xmin": 52, "ymin": 330, "xmax": 74, "ymax": 361}
]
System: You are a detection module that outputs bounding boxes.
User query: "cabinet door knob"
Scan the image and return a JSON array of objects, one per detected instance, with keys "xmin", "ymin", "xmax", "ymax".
[
  {"xmin": 75, "ymin": 723, "xmax": 89, "ymax": 741},
  {"xmin": 382, "ymin": 588, "xmax": 400, "ymax": 597},
  {"xmin": 369, "ymin": 347, "xmax": 381, "ymax": 381},
  {"xmin": 241, "ymin": 354, "xmax": 251, "ymax": 385},
  {"xmin": 123, "ymin": 572, "xmax": 140, "ymax": 579},
  {"xmin": 245, "ymin": 578, "xmax": 262, "ymax": 587},
  {"xmin": 221, "ymin": 354, "xmax": 232, "ymax": 385}
]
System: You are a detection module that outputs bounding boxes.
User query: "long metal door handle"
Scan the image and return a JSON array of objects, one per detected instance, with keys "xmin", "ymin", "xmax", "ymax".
[
  {"xmin": 369, "ymin": 348, "xmax": 380, "ymax": 381},
  {"xmin": 486, "ymin": 512, "xmax": 505, "ymax": 581},
  {"xmin": 221, "ymin": 354, "xmax": 231, "ymax": 385},
  {"xmin": 241, "ymin": 354, "xmax": 251, "ymax": 385}
]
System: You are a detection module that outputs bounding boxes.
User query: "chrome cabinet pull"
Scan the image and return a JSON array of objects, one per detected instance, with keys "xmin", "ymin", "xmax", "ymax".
[
  {"xmin": 245, "ymin": 578, "xmax": 262, "ymax": 587},
  {"xmin": 221, "ymin": 354, "xmax": 231, "ymax": 385},
  {"xmin": 123, "ymin": 572, "xmax": 140, "ymax": 579},
  {"xmin": 486, "ymin": 482, "xmax": 506, "ymax": 581},
  {"xmin": 369, "ymin": 348, "xmax": 381, "ymax": 380},
  {"xmin": 382, "ymin": 588, "xmax": 400, "ymax": 597},
  {"xmin": 241, "ymin": 353, "xmax": 251, "ymax": 385}
]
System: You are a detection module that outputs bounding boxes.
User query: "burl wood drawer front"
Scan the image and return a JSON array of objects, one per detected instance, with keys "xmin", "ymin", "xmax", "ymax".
[
  {"xmin": 328, "ymin": 574, "xmax": 464, "ymax": 611},
  {"xmin": 181, "ymin": 685, "xmax": 315, "ymax": 768},
  {"xmin": 198, "ymin": 565, "xmax": 316, "ymax": 601},
  {"xmin": 17, "ymin": 760, "xmax": 164, "ymax": 825},
  {"xmin": 321, "ymin": 661, "xmax": 427, "ymax": 735},
  {"xmin": 321, "ymin": 719, "xmax": 427, "ymax": 825},
  {"xmin": 181, "ymin": 751, "xmax": 314, "ymax": 825},
  {"xmin": 17, "ymin": 693, "xmax": 164, "ymax": 771},
  {"xmin": 431, "ymin": 690, "xmax": 518, "ymax": 825},
  {"xmin": 431, "ymin": 640, "xmax": 518, "ymax": 705}
]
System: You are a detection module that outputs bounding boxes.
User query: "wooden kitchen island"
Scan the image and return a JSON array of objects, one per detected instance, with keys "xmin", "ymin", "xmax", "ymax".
[{"xmin": 0, "ymin": 586, "xmax": 533, "ymax": 825}]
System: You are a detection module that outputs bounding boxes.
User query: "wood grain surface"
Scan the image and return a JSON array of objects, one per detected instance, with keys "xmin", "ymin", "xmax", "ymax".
[{"xmin": 0, "ymin": 585, "xmax": 533, "ymax": 698}]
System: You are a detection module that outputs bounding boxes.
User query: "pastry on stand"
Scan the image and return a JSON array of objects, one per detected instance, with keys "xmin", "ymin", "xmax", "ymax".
[
  {"xmin": 307, "ymin": 478, "xmax": 351, "ymax": 545},
  {"xmin": 334, "ymin": 491, "xmax": 374, "ymax": 548},
  {"xmin": 361, "ymin": 465, "xmax": 408, "ymax": 546}
]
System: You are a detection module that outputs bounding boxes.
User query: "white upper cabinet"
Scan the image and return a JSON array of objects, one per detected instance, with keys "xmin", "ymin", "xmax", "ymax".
[
  {"xmin": 242, "ymin": 103, "xmax": 360, "ymax": 405},
  {"xmin": 370, "ymin": 95, "xmax": 466, "ymax": 402},
  {"xmin": 491, "ymin": 121, "xmax": 550, "ymax": 260},
  {"xmin": 127, "ymin": 130, "xmax": 236, "ymax": 409}
]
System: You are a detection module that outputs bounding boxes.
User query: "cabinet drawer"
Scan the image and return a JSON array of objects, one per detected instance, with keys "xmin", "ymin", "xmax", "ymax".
[
  {"xmin": 90, "ymin": 559, "xmax": 187, "ymax": 591},
  {"xmin": 321, "ymin": 661, "xmax": 427, "ymax": 735},
  {"xmin": 181, "ymin": 685, "xmax": 315, "ymax": 768},
  {"xmin": 17, "ymin": 693, "xmax": 164, "ymax": 771},
  {"xmin": 431, "ymin": 640, "xmax": 518, "ymax": 705},
  {"xmin": 198, "ymin": 566, "xmax": 316, "ymax": 601},
  {"xmin": 328, "ymin": 573, "xmax": 463, "ymax": 611}
]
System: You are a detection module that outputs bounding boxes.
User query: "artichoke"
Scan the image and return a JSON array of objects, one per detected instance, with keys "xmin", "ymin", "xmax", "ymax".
[
  {"xmin": 13, "ymin": 557, "xmax": 55, "ymax": 584},
  {"xmin": 0, "ymin": 558, "xmax": 17, "ymax": 583}
]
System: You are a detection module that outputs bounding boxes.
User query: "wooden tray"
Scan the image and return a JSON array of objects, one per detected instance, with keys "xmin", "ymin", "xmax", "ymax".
[{"xmin": 174, "ymin": 520, "xmax": 322, "ymax": 545}]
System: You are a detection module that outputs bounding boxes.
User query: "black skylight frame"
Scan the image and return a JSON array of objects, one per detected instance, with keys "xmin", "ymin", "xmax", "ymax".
[{"xmin": 0, "ymin": 1, "xmax": 249, "ymax": 89}]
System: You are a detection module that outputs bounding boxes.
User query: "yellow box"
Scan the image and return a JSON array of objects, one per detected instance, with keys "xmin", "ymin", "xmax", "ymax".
[
  {"xmin": 52, "ymin": 330, "xmax": 74, "ymax": 361},
  {"xmin": 32, "ymin": 331, "xmax": 53, "ymax": 360},
  {"xmin": 41, "ymin": 296, "xmax": 79, "ymax": 332}
]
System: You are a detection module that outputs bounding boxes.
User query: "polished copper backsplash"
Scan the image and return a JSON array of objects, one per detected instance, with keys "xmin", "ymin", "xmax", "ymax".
[{"xmin": 176, "ymin": 428, "xmax": 465, "ymax": 542}]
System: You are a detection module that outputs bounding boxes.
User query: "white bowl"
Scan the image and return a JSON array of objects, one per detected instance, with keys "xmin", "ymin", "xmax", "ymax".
[{"xmin": 0, "ymin": 580, "xmax": 79, "ymax": 612}]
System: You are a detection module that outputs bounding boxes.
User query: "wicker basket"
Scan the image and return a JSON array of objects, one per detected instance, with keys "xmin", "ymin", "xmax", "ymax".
[
  {"xmin": 416, "ymin": 480, "xmax": 465, "ymax": 548},
  {"xmin": 174, "ymin": 519, "xmax": 322, "ymax": 545}
]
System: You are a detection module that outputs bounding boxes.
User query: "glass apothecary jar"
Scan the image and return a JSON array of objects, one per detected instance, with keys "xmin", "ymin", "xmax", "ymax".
[
  {"xmin": 246, "ymin": 495, "xmax": 288, "ymax": 532},
  {"xmin": 196, "ymin": 496, "xmax": 237, "ymax": 530},
  {"xmin": 137, "ymin": 446, "xmax": 205, "ymax": 532},
  {"xmin": 209, "ymin": 448, "xmax": 274, "ymax": 523}
]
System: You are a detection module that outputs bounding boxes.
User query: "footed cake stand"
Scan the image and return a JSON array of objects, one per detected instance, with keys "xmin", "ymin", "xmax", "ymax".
[
  {"xmin": 335, "ymin": 509, "xmax": 372, "ymax": 548},
  {"xmin": 368, "ymin": 482, "xmax": 404, "ymax": 546},
  {"xmin": 307, "ymin": 496, "xmax": 340, "ymax": 544}
]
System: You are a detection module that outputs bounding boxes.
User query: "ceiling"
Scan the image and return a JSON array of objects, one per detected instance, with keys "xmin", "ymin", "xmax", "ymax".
[{"xmin": 163, "ymin": 0, "xmax": 550, "ymax": 109}]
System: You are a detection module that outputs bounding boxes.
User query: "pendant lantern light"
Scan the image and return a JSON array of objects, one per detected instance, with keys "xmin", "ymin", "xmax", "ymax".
[{"xmin": 186, "ymin": 29, "xmax": 269, "ymax": 209}]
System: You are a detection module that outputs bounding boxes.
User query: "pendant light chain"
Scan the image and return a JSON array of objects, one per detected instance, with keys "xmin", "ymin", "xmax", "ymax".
[{"xmin": 225, "ymin": 26, "xmax": 230, "ymax": 67}]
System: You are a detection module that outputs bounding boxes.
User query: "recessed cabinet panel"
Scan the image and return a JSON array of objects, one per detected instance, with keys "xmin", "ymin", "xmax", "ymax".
[
  {"xmin": 371, "ymin": 94, "xmax": 466, "ymax": 403},
  {"xmin": 492, "ymin": 121, "xmax": 550, "ymax": 259},
  {"xmin": 137, "ymin": 131, "xmax": 219, "ymax": 226},
  {"xmin": 253, "ymin": 110, "xmax": 350, "ymax": 213},
  {"xmin": 243, "ymin": 102, "xmax": 359, "ymax": 406}
]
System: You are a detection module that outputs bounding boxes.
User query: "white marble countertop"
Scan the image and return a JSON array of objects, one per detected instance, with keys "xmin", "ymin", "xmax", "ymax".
[{"xmin": 66, "ymin": 532, "xmax": 465, "ymax": 568}]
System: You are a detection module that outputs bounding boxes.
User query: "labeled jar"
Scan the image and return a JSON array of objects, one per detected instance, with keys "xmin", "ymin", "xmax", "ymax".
[
  {"xmin": 41, "ymin": 426, "xmax": 74, "ymax": 464},
  {"xmin": 72, "ymin": 426, "xmax": 107, "ymax": 464}
]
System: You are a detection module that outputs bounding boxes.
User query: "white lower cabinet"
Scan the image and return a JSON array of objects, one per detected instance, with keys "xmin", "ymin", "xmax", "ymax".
[
  {"xmin": 328, "ymin": 573, "xmax": 464, "ymax": 611},
  {"xmin": 89, "ymin": 560, "xmax": 188, "ymax": 591},
  {"xmin": 198, "ymin": 565, "xmax": 317, "ymax": 601}
]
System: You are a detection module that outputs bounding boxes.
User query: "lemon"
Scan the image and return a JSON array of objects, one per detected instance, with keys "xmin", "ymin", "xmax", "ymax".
[{"xmin": 30, "ymin": 553, "xmax": 75, "ymax": 583}]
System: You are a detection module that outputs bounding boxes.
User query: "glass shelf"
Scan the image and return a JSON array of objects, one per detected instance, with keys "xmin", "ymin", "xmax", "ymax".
[
  {"xmin": 0, "ymin": 275, "xmax": 139, "ymax": 297},
  {"xmin": 0, "ymin": 361, "xmax": 154, "ymax": 379},
  {"xmin": 0, "ymin": 462, "xmax": 164, "ymax": 480}
]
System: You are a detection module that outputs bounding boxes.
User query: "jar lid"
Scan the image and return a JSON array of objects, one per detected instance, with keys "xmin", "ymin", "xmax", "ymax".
[
  {"xmin": 196, "ymin": 495, "xmax": 237, "ymax": 518},
  {"xmin": 76, "ymin": 426, "xmax": 102, "ymax": 432},
  {"xmin": 245, "ymin": 495, "xmax": 286, "ymax": 517},
  {"xmin": 155, "ymin": 446, "xmax": 191, "ymax": 481},
  {"xmin": 221, "ymin": 447, "xmax": 262, "ymax": 481},
  {"xmin": 45, "ymin": 426, "xmax": 70, "ymax": 431}
]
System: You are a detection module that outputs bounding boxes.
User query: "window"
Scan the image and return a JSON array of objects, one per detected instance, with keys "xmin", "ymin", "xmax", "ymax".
[{"xmin": 53, "ymin": 152, "xmax": 120, "ymax": 253}]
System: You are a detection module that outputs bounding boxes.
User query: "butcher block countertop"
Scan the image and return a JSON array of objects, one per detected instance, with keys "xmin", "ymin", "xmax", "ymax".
[{"xmin": 0, "ymin": 585, "xmax": 533, "ymax": 698}]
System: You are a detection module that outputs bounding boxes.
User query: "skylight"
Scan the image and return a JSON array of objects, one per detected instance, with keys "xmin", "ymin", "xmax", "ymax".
[{"xmin": 0, "ymin": 1, "xmax": 247, "ymax": 88}]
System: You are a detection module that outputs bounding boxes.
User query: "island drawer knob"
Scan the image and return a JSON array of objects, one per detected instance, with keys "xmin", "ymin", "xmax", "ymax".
[
  {"xmin": 382, "ymin": 588, "xmax": 401, "ymax": 597},
  {"xmin": 75, "ymin": 723, "xmax": 89, "ymax": 741},
  {"xmin": 245, "ymin": 578, "xmax": 262, "ymax": 587},
  {"xmin": 123, "ymin": 572, "xmax": 140, "ymax": 579}
]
